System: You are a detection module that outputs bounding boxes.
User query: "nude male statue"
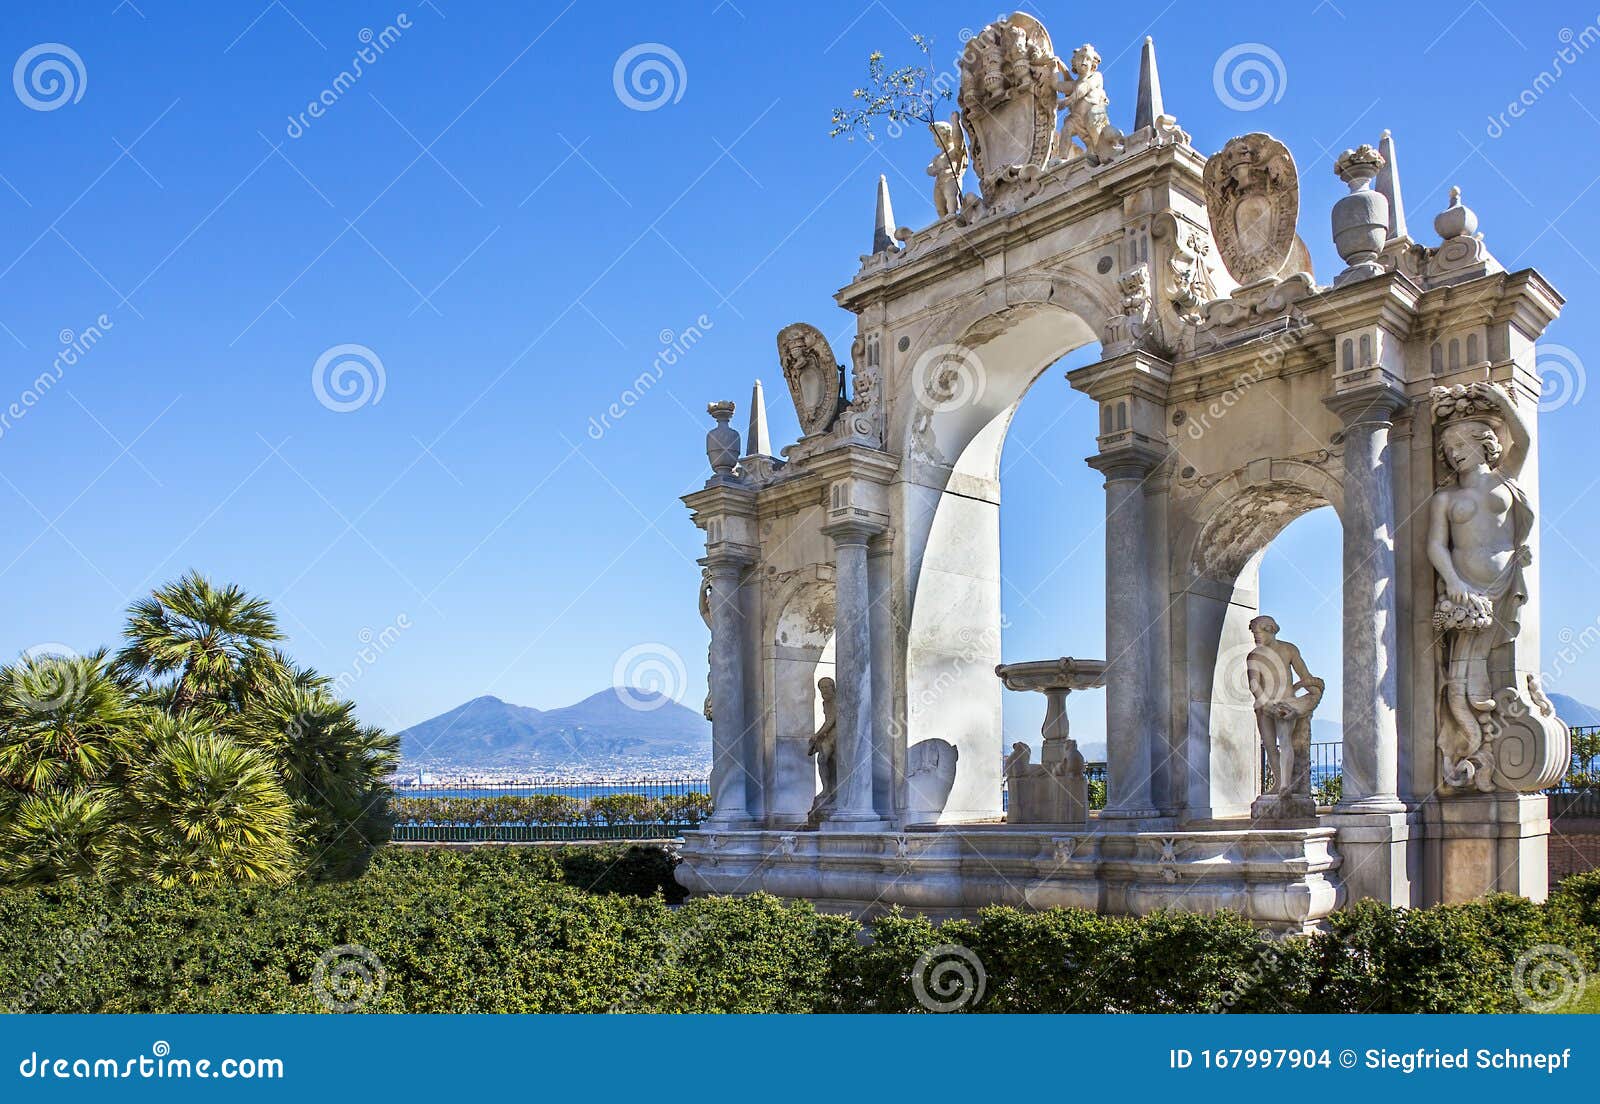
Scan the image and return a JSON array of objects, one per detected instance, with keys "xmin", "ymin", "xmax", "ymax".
[{"xmin": 1246, "ymin": 615, "xmax": 1324, "ymax": 817}]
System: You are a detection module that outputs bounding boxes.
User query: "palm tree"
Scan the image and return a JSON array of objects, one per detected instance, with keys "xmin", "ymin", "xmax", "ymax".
[
  {"xmin": 116, "ymin": 715, "xmax": 295, "ymax": 888},
  {"xmin": 0, "ymin": 790, "xmax": 113, "ymax": 885},
  {"xmin": 115, "ymin": 571, "xmax": 282, "ymax": 715},
  {"xmin": 236, "ymin": 680, "xmax": 397, "ymax": 878},
  {"xmin": 0, "ymin": 649, "xmax": 137, "ymax": 795}
]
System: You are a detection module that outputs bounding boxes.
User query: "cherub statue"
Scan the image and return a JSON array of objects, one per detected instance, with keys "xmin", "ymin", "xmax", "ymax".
[
  {"xmin": 1246, "ymin": 615, "xmax": 1323, "ymax": 819},
  {"xmin": 1056, "ymin": 44, "xmax": 1123, "ymax": 164},
  {"xmin": 1427, "ymin": 382, "xmax": 1533, "ymax": 789},
  {"xmin": 807, "ymin": 676, "xmax": 838, "ymax": 824},
  {"xmin": 927, "ymin": 113, "xmax": 968, "ymax": 219}
]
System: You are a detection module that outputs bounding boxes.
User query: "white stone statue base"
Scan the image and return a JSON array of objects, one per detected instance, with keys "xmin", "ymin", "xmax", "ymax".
[{"xmin": 677, "ymin": 823, "xmax": 1343, "ymax": 933}]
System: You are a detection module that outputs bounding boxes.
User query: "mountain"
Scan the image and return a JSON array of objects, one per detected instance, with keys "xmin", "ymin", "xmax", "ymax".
[
  {"xmin": 1551, "ymin": 693, "xmax": 1600, "ymax": 727},
  {"xmin": 398, "ymin": 690, "xmax": 710, "ymax": 770}
]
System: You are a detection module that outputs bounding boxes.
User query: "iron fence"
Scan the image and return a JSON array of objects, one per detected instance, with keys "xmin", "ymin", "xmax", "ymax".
[
  {"xmin": 391, "ymin": 727, "xmax": 1600, "ymax": 838},
  {"xmin": 389, "ymin": 777, "xmax": 708, "ymax": 801},
  {"xmin": 388, "ymin": 777, "xmax": 709, "ymax": 842}
]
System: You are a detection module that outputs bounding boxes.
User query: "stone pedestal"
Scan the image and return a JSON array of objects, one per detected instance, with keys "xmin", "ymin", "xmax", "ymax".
[
  {"xmin": 1324, "ymin": 809, "xmax": 1412, "ymax": 906},
  {"xmin": 1423, "ymin": 794, "xmax": 1551, "ymax": 904}
]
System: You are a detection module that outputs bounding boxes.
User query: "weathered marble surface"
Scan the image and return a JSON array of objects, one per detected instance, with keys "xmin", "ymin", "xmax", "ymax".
[{"xmin": 682, "ymin": 10, "xmax": 1567, "ymax": 919}]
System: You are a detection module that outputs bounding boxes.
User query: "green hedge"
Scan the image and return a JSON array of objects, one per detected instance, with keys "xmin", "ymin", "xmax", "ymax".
[
  {"xmin": 388, "ymin": 792, "xmax": 712, "ymax": 829},
  {"xmin": 2, "ymin": 849, "xmax": 1596, "ymax": 1014}
]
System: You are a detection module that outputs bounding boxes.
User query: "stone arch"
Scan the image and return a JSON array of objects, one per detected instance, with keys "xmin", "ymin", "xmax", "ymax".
[
  {"xmin": 764, "ymin": 565, "xmax": 836, "ymax": 827},
  {"xmin": 1172, "ymin": 460, "xmax": 1344, "ymax": 820},
  {"xmin": 893, "ymin": 273, "xmax": 1110, "ymax": 823}
]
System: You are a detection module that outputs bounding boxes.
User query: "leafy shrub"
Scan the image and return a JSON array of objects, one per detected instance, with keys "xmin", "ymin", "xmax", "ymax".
[
  {"xmin": 3, "ymin": 846, "xmax": 1597, "ymax": 1014},
  {"xmin": 388, "ymin": 792, "xmax": 710, "ymax": 830}
]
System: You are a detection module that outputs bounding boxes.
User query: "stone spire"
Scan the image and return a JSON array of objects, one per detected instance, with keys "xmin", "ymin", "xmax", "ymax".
[
  {"xmin": 1134, "ymin": 36, "xmax": 1163, "ymax": 132},
  {"xmin": 872, "ymin": 174, "xmax": 896, "ymax": 254},
  {"xmin": 746, "ymin": 379, "xmax": 772, "ymax": 457},
  {"xmin": 1376, "ymin": 129, "xmax": 1408, "ymax": 240}
]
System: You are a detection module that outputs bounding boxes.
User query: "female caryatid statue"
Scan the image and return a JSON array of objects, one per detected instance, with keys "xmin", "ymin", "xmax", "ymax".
[{"xmin": 1427, "ymin": 382, "xmax": 1564, "ymax": 791}]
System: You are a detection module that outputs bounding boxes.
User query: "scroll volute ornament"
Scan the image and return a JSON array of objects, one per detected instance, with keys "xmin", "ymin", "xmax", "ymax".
[
  {"xmin": 1203, "ymin": 133, "xmax": 1303, "ymax": 285},
  {"xmin": 957, "ymin": 13, "xmax": 1059, "ymax": 204},
  {"xmin": 776, "ymin": 323, "xmax": 844, "ymax": 436}
]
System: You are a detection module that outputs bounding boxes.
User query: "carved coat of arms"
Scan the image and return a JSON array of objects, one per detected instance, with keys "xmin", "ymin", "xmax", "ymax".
[
  {"xmin": 1203, "ymin": 133, "xmax": 1303, "ymax": 285},
  {"xmin": 776, "ymin": 322, "xmax": 844, "ymax": 436},
  {"xmin": 957, "ymin": 13, "xmax": 1058, "ymax": 204}
]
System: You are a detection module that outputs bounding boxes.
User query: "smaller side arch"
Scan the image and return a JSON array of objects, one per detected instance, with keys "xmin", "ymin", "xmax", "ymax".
[
  {"xmin": 1169, "ymin": 459, "xmax": 1344, "ymax": 821},
  {"xmin": 764, "ymin": 565, "xmax": 836, "ymax": 827}
]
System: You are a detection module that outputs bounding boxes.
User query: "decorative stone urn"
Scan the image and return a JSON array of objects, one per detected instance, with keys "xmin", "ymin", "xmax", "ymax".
[
  {"xmin": 1331, "ymin": 144, "xmax": 1389, "ymax": 286},
  {"xmin": 1433, "ymin": 185, "xmax": 1478, "ymax": 241},
  {"xmin": 705, "ymin": 401, "xmax": 740, "ymax": 479}
]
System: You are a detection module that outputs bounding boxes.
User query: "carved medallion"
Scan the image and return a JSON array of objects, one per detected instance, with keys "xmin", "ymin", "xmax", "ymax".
[
  {"xmin": 776, "ymin": 323, "xmax": 843, "ymax": 436},
  {"xmin": 1203, "ymin": 133, "xmax": 1301, "ymax": 285},
  {"xmin": 957, "ymin": 13, "xmax": 1059, "ymax": 204}
]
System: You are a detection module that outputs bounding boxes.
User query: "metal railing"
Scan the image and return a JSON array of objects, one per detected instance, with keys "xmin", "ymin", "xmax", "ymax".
[
  {"xmin": 390, "ymin": 727, "xmax": 1600, "ymax": 837},
  {"xmin": 388, "ymin": 777, "xmax": 709, "ymax": 841}
]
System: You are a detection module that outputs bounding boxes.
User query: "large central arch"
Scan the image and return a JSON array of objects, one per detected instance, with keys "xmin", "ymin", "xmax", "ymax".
[{"xmin": 895, "ymin": 285, "xmax": 1104, "ymax": 823}]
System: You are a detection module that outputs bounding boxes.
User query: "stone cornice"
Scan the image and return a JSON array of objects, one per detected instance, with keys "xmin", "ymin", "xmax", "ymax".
[
  {"xmin": 1297, "ymin": 270, "xmax": 1424, "ymax": 338},
  {"xmin": 682, "ymin": 481, "xmax": 757, "ymax": 523},
  {"xmin": 835, "ymin": 142, "xmax": 1207, "ymax": 315},
  {"xmin": 1412, "ymin": 267, "xmax": 1564, "ymax": 342},
  {"xmin": 1066, "ymin": 349, "xmax": 1175, "ymax": 404}
]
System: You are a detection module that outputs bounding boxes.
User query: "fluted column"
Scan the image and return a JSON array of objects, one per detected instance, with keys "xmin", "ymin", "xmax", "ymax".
[
  {"xmin": 703, "ymin": 553, "xmax": 755, "ymax": 827},
  {"xmin": 821, "ymin": 519, "xmax": 889, "ymax": 829},
  {"xmin": 1328, "ymin": 387, "xmax": 1406, "ymax": 812},
  {"xmin": 1089, "ymin": 448, "xmax": 1164, "ymax": 819}
]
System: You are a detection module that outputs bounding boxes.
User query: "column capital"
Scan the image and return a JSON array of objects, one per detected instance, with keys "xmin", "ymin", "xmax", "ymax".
[
  {"xmin": 1324, "ymin": 380, "xmax": 1407, "ymax": 427},
  {"xmin": 821, "ymin": 517, "xmax": 884, "ymax": 545},
  {"xmin": 867, "ymin": 530, "xmax": 895, "ymax": 558},
  {"xmin": 699, "ymin": 549, "xmax": 755, "ymax": 574},
  {"xmin": 1085, "ymin": 441, "xmax": 1166, "ymax": 482}
]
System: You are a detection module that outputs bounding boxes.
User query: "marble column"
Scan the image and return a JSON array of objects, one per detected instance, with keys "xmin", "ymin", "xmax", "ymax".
[
  {"xmin": 821, "ymin": 520, "xmax": 888, "ymax": 829},
  {"xmin": 704, "ymin": 553, "xmax": 755, "ymax": 826},
  {"xmin": 1330, "ymin": 388, "xmax": 1406, "ymax": 812},
  {"xmin": 868, "ymin": 535, "xmax": 896, "ymax": 822},
  {"xmin": 1091, "ymin": 450, "xmax": 1164, "ymax": 819}
]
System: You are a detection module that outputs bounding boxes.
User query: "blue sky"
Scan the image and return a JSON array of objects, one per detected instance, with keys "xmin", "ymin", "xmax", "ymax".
[{"xmin": 2, "ymin": 0, "xmax": 1598, "ymax": 748}]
